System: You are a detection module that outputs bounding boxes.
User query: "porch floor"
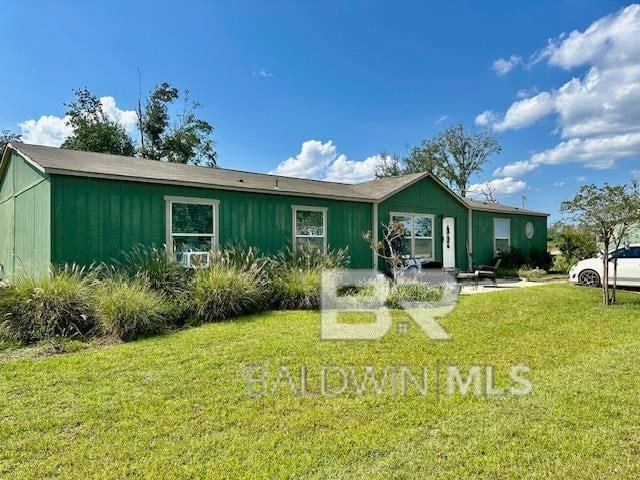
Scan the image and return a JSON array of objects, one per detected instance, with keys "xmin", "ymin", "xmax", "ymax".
[{"xmin": 460, "ymin": 278, "xmax": 553, "ymax": 295}]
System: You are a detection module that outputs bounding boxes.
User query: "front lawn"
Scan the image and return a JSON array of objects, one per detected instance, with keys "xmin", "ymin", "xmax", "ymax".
[{"xmin": 1, "ymin": 285, "xmax": 640, "ymax": 479}]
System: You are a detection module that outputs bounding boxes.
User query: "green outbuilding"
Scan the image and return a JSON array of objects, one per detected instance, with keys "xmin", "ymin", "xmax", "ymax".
[{"xmin": 0, "ymin": 143, "xmax": 548, "ymax": 281}]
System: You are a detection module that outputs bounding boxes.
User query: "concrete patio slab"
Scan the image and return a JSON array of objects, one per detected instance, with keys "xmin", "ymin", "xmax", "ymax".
[{"xmin": 460, "ymin": 278, "xmax": 562, "ymax": 295}]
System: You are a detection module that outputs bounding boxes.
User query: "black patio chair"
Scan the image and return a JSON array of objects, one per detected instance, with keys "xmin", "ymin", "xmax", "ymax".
[{"xmin": 475, "ymin": 258, "xmax": 502, "ymax": 287}]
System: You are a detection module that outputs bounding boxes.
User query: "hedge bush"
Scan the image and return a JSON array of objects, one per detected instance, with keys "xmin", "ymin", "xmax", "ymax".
[
  {"xmin": 498, "ymin": 247, "xmax": 553, "ymax": 271},
  {"xmin": 552, "ymin": 254, "xmax": 573, "ymax": 274}
]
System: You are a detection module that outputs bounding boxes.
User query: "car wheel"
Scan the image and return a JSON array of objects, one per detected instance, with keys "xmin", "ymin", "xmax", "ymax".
[{"xmin": 579, "ymin": 269, "xmax": 601, "ymax": 288}]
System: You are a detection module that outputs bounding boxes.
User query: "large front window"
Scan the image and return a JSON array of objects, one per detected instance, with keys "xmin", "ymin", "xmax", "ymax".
[
  {"xmin": 293, "ymin": 206, "xmax": 327, "ymax": 253},
  {"xmin": 165, "ymin": 196, "xmax": 218, "ymax": 260},
  {"xmin": 494, "ymin": 218, "xmax": 511, "ymax": 255},
  {"xmin": 391, "ymin": 213, "xmax": 434, "ymax": 259}
]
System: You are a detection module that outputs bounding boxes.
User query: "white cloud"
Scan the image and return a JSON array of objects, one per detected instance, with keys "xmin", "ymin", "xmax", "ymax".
[
  {"xmin": 253, "ymin": 68, "xmax": 272, "ymax": 78},
  {"xmin": 18, "ymin": 96, "xmax": 137, "ymax": 147},
  {"xmin": 477, "ymin": 4, "xmax": 640, "ymax": 175},
  {"xmin": 434, "ymin": 115, "xmax": 449, "ymax": 125},
  {"xmin": 632, "ymin": 169, "xmax": 640, "ymax": 177},
  {"xmin": 553, "ymin": 65, "xmax": 640, "ymax": 138},
  {"xmin": 516, "ymin": 87, "xmax": 539, "ymax": 98},
  {"xmin": 99, "ymin": 96, "xmax": 138, "ymax": 132},
  {"xmin": 493, "ymin": 160, "xmax": 538, "ymax": 178},
  {"xmin": 270, "ymin": 139, "xmax": 337, "ymax": 178},
  {"xmin": 19, "ymin": 115, "xmax": 74, "ymax": 147},
  {"xmin": 577, "ymin": 176, "xmax": 587, "ymax": 182},
  {"xmin": 492, "ymin": 55, "xmax": 523, "ymax": 75},
  {"xmin": 270, "ymin": 139, "xmax": 383, "ymax": 183},
  {"xmin": 468, "ymin": 177, "xmax": 528, "ymax": 199},
  {"xmin": 474, "ymin": 110, "xmax": 496, "ymax": 127},
  {"xmin": 528, "ymin": 132, "xmax": 640, "ymax": 169},
  {"xmin": 324, "ymin": 154, "xmax": 383, "ymax": 183},
  {"xmin": 553, "ymin": 181, "xmax": 566, "ymax": 187},
  {"xmin": 542, "ymin": 4, "xmax": 640, "ymax": 70},
  {"xmin": 493, "ymin": 92, "xmax": 554, "ymax": 132},
  {"xmin": 496, "ymin": 132, "xmax": 640, "ymax": 178}
]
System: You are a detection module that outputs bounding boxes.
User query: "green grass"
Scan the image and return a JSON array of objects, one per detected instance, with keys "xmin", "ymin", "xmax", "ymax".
[{"xmin": 1, "ymin": 285, "xmax": 640, "ymax": 479}]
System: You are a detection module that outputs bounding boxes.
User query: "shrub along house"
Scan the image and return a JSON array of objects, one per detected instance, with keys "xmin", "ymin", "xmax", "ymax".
[{"xmin": 0, "ymin": 143, "xmax": 548, "ymax": 280}]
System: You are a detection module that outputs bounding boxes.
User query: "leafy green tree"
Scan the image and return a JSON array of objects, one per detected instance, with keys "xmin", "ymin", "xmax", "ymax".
[
  {"xmin": 376, "ymin": 124, "xmax": 501, "ymax": 197},
  {"xmin": 138, "ymin": 83, "xmax": 218, "ymax": 167},
  {"xmin": 561, "ymin": 181, "xmax": 640, "ymax": 305},
  {"xmin": 1, "ymin": 130, "xmax": 21, "ymax": 151},
  {"xmin": 549, "ymin": 222, "xmax": 597, "ymax": 263},
  {"xmin": 62, "ymin": 88, "xmax": 135, "ymax": 156},
  {"xmin": 375, "ymin": 151, "xmax": 404, "ymax": 177}
]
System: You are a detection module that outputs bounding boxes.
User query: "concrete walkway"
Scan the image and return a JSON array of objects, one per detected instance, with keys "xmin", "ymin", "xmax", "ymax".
[{"xmin": 460, "ymin": 278, "xmax": 557, "ymax": 295}]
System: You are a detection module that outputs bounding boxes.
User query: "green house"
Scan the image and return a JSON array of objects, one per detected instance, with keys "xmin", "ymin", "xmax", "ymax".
[{"xmin": 0, "ymin": 143, "xmax": 548, "ymax": 281}]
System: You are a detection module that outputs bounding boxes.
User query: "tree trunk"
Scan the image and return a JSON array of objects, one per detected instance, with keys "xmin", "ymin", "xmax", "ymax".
[
  {"xmin": 612, "ymin": 258, "xmax": 618, "ymax": 304},
  {"xmin": 602, "ymin": 239, "xmax": 610, "ymax": 305}
]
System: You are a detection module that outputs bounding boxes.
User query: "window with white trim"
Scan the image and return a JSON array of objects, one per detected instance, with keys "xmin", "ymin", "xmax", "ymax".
[
  {"xmin": 165, "ymin": 197, "xmax": 218, "ymax": 261},
  {"xmin": 293, "ymin": 206, "xmax": 327, "ymax": 253},
  {"xmin": 494, "ymin": 218, "xmax": 511, "ymax": 255},
  {"xmin": 391, "ymin": 213, "xmax": 434, "ymax": 259}
]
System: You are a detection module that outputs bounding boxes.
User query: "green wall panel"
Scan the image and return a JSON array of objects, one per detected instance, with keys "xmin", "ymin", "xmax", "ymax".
[
  {"xmin": 0, "ymin": 156, "xmax": 15, "ymax": 280},
  {"xmin": 0, "ymin": 153, "xmax": 15, "ymax": 198},
  {"xmin": 51, "ymin": 175, "xmax": 374, "ymax": 268},
  {"xmin": 0, "ymin": 154, "xmax": 550, "ymax": 281},
  {"xmin": 471, "ymin": 210, "xmax": 548, "ymax": 266},
  {"xmin": 0, "ymin": 152, "xmax": 51, "ymax": 280},
  {"xmin": 0, "ymin": 197, "xmax": 14, "ymax": 280},
  {"xmin": 378, "ymin": 178, "xmax": 469, "ymax": 270}
]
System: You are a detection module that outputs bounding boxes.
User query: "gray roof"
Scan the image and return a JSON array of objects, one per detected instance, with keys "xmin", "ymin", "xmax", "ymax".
[
  {"xmin": 4, "ymin": 142, "xmax": 547, "ymax": 215},
  {"xmin": 464, "ymin": 198, "xmax": 548, "ymax": 216}
]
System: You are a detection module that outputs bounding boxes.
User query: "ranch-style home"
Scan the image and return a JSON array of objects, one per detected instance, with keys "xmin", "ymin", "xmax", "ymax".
[{"xmin": 0, "ymin": 143, "xmax": 548, "ymax": 280}]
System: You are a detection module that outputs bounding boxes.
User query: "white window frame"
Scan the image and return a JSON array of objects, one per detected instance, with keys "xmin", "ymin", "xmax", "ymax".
[
  {"xmin": 390, "ymin": 212, "xmax": 435, "ymax": 259},
  {"xmin": 292, "ymin": 205, "xmax": 327, "ymax": 253},
  {"xmin": 493, "ymin": 217, "xmax": 511, "ymax": 256},
  {"xmin": 165, "ymin": 196, "xmax": 219, "ymax": 255}
]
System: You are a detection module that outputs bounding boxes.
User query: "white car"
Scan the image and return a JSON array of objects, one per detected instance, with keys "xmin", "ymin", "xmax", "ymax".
[{"xmin": 569, "ymin": 244, "xmax": 640, "ymax": 287}]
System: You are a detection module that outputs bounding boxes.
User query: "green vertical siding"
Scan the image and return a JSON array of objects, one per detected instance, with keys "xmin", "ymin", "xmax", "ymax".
[
  {"xmin": 0, "ymin": 156, "xmax": 14, "ymax": 280},
  {"xmin": 471, "ymin": 210, "xmax": 548, "ymax": 266},
  {"xmin": 378, "ymin": 178, "xmax": 469, "ymax": 270},
  {"xmin": 51, "ymin": 175, "xmax": 374, "ymax": 268},
  {"xmin": 0, "ymin": 152, "xmax": 51, "ymax": 280},
  {"xmin": 1, "ymin": 154, "xmax": 550, "ymax": 280}
]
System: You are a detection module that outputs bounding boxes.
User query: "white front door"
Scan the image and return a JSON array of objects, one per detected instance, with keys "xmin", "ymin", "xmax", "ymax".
[{"xmin": 442, "ymin": 217, "xmax": 456, "ymax": 268}]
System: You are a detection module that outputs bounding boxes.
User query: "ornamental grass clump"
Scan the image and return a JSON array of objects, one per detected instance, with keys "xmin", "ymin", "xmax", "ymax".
[
  {"xmin": 0, "ymin": 265, "xmax": 97, "ymax": 344},
  {"xmin": 191, "ymin": 264, "xmax": 268, "ymax": 322},
  {"xmin": 269, "ymin": 244, "xmax": 349, "ymax": 310},
  {"xmin": 270, "ymin": 268, "xmax": 322, "ymax": 310},
  {"xmin": 386, "ymin": 282, "xmax": 444, "ymax": 309},
  {"xmin": 118, "ymin": 244, "xmax": 191, "ymax": 297},
  {"xmin": 94, "ymin": 276, "xmax": 173, "ymax": 341}
]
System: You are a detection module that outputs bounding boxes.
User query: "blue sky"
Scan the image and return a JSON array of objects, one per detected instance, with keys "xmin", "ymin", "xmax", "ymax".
[{"xmin": 2, "ymin": 1, "xmax": 639, "ymax": 220}]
